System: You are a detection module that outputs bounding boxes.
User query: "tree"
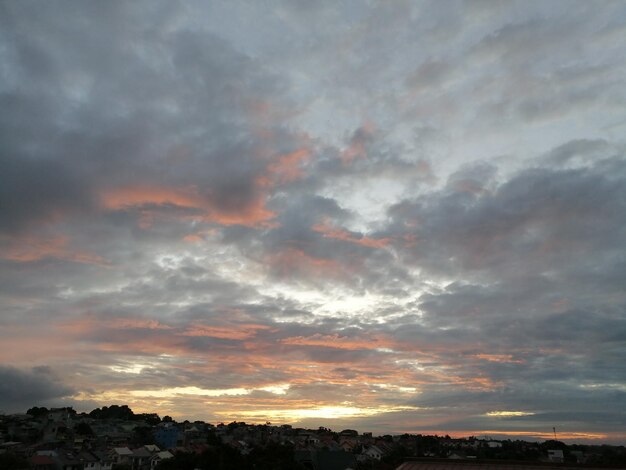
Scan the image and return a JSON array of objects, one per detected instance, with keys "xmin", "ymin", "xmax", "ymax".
[
  {"xmin": 26, "ymin": 406, "xmax": 49, "ymax": 418},
  {"xmin": 541, "ymin": 439, "xmax": 567, "ymax": 450},
  {"xmin": 132, "ymin": 425, "xmax": 156, "ymax": 446},
  {"xmin": 135, "ymin": 413, "xmax": 161, "ymax": 426},
  {"xmin": 0, "ymin": 453, "xmax": 29, "ymax": 470},
  {"xmin": 75, "ymin": 422, "xmax": 94, "ymax": 436},
  {"xmin": 248, "ymin": 442, "xmax": 303, "ymax": 470},
  {"xmin": 112, "ymin": 465, "xmax": 132, "ymax": 470},
  {"xmin": 89, "ymin": 405, "xmax": 135, "ymax": 420}
]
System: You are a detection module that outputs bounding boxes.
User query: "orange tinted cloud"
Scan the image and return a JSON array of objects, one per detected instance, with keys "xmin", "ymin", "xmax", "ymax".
[
  {"xmin": 471, "ymin": 353, "xmax": 525, "ymax": 364},
  {"xmin": 402, "ymin": 233, "xmax": 418, "ymax": 248},
  {"xmin": 451, "ymin": 375, "xmax": 501, "ymax": 391},
  {"xmin": 262, "ymin": 148, "xmax": 310, "ymax": 185},
  {"xmin": 101, "ymin": 185, "xmax": 276, "ymax": 228},
  {"xmin": 101, "ymin": 186, "xmax": 203, "ymax": 210},
  {"xmin": 469, "ymin": 430, "xmax": 610, "ymax": 441},
  {"xmin": 95, "ymin": 336, "xmax": 187, "ymax": 356},
  {"xmin": 1, "ymin": 234, "xmax": 106, "ymax": 265},
  {"xmin": 280, "ymin": 333, "xmax": 391, "ymax": 351},
  {"xmin": 0, "ymin": 324, "xmax": 84, "ymax": 362},
  {"xmin": 59, "ymin": 316, "xmax": 173, "ymax": 335},
  {"xmin": 266, "ymin": 247, "xmax": 344, "ymax": 278},
  {"xmin": 182, "ymin": 323, "xmax": 272, "ymax": 340},
  {"xmin": 183, "ymin": 234, "xmax": 203, "ymax": 243},
  {"xmin": 312, "ymin": 222, "xmax": 391, "ymax": 249},
  {"xmin": 341, "ymin": 140, "xmax": 366, "ymax": 164},
  {"xmin": 204, "ymin": 196, "xmax": 277, "ymax": 228},
  {"xmin": 57, "ymin": 316, "xmax": 278, "ymax": 357},
  {"xmin": 341, "ymin": 122, "xmax": 375, "ymax": 164}
]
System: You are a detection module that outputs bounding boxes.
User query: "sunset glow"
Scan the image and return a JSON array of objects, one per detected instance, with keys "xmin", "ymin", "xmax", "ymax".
[{"xmin": 1, "ymin": 0, "xmax": 626, "ymax": 445}]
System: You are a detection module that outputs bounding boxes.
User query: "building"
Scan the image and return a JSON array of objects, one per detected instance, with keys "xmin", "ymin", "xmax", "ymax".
[{"xmin": 154, "ymin": 424, "xmax": 181, "ymax": 449}]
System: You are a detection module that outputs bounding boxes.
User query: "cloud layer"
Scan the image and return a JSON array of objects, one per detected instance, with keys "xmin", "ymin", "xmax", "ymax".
[{"xmin": 1, "ymin": 0, "xmax": 625, "ymax": 443}]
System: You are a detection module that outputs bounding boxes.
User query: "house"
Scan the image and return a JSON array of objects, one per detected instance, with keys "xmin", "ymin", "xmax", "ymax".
[
  {"xmin": 228, "ymin": 440, "xmax": 252, "ymax": 455},
  {"xmin": 76, "ymin": 451, "xmax": 99, "ymax": 470},
  {"xmin": 154, "ymin": 424, "xmax": 181, "ymax": 449},
  {"xmin": 548, "ymin": 449, "xmax": 564, "ymax": 463},
  {"xmin": 150, "ymin": 450, "xmax": 173, "ymax": 469},
  {"xmin": 486, "ymin": 440, "xmax": 502, "ymax": 448},
  {"xmin": 0, "ymin": 441, "xmax": 25, "ymax": 456},
  {"xmin": 340, "ymin": 440, "xmax": 356, "ymax": 452},
  {"xmin": 30, "ymin": 454, "xmax": 56, "ymax": 470},
  {"xmin": 295, "ymin": 449, "xmax": 356, "ymax": 470},
  {"xmin": 315, "ymin": 450, "xmax": 357, "ymax": 470},
  {"xmin": 47, "ymin": 408, "xmax": 73, "ymax": 425},
  {"xmin": 570, "ymin": 450, "xmax": 585, "ymax": 463},
  {"xmin": 376, "ymin": 441, "xmax": 394, "ymax": 455},
  {"xmin": 130, "ymin": 446, "xmax": 152, "ymax": 469},
  {"xmin": 363, "ymin": 445, "xmax": 384, "ymax": 461},
  {"xmin": 183, "ymin": 425, "xmax": 206, "ymax": 446},
  {"xmin": 110, "ymin": 446, "xmax": 133, "ymax": 465},
  {"xmin": 43, "ymin": 420, "xmax": 68, "ymax": 442},
  {"xmin": 92, "ymin": 450, "xmax": 113, "ymax": 470},
  {"xmin": 323, "ymin": 439, "xmax": 341, "ymax": 451},
  {"xmin": 55, "ymin": 450, "xmax": 83, "ymax": 470}
]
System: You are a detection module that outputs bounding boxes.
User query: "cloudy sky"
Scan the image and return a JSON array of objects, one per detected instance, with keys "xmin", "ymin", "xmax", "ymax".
[{"xmin": 1, "ymin": 0, "xmax": 626, "ymax": 443}]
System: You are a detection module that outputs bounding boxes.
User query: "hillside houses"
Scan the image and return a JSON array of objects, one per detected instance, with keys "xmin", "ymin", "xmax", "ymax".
[{"xmin": 1, "ymin": 406, "xmax": 625, "ymax": 469}]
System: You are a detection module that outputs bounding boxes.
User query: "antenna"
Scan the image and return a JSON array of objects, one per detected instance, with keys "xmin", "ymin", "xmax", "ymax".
[{"xmin": 553, "ymin": 427, "xmax": 557, "ymax": 440}]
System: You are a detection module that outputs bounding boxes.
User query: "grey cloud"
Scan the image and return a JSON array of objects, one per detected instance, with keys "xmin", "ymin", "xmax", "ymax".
[
  {"xmin": 0, "ymin": 147, "xmax": 93, "ymax": 233},
  {"xmin": 445, "ymin": 162, "xmax": 498, "ymax": 194},
  {"xmin": 0, "ymin": 0, "xmax": 301, "ymax": 236},
  {"xmin": 268, "ymin": 195, "xmax": 351, "ymax": 243},
  {"xmin": 469, "ymin": 14, "xmax": 588, "ymax": 68},
  {"xmin": 2, "ymin": 0, "xmax": 626, "ymax": 438},
  {"xmin": 388, "ymin": 155, "xmax": 626, "ymax": 280},
  {"xmin": 465, "ymin": 11, "xmax": 626, "ymax": 124},
  {"xmin": 410, "ymin": 383, "xmax": 626, "ymax": 424},
  {"xmin": 0, "ymin": 366, "xmax": 74, "ymax": 412},
  {"xmin": 406, "ymin": 60, "xmax": 455, "ymax": 93},
  {"xmin": 544, "ymin": 139, "xmax": 614, "ymax": 166}
]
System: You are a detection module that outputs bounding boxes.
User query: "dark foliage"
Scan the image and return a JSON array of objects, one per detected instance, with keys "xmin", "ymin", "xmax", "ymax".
[
  {"xmin": 89, "ymin": 404, "xmax": 135, "ymax": 420},
  {"xmin": 135, "ymin": 412, "xmax": 161, "ymax": 426},
  {"xmin": 132, "ymin": 425, "xmax": 156, "ymax": 446},
  {"xmin": 0, "ymin": 453, "xmax": 29, "ymax": 470},
  {"xmin": 155, "ymin": 442, "xmax": 304, "ymax": 470},
  {"xmin": 75, "ymin": 422, "xmax": 94, "ymax": 436},
  {"xmin": 26, "ymin": 406, "xmax": 49, "ymax": 418}
]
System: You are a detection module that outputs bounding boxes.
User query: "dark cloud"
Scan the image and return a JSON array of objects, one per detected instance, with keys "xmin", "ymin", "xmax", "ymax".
[
  {"xmin": 388, "ymin": 153, "xmax": 626, "ymax": 281},
  {"xmin": 0, "ymin": 146, "xmax": 93, "ymax": 233},
  {"xmin": 0, "ymin": 0, "xmax": 302, "ymax": 238},
  {"xmin": 406, "ymin": 60, "xmax": 455, "ymax": 93},
  {"xmin": 0, "ymin": 366, "xmax": 74, "ymax": 412},
  {"xmin": 544, "ymin": 139, "xmax": 614, "ymax": 166}
]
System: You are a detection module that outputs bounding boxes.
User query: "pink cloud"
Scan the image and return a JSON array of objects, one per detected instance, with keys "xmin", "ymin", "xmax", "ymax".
[
  {"xmin": 280, "ymin": 333, "xmax": 392, "ymax": 351},
  {"xmin": 100, "ymin": 185, "xmax": 277, "ymax": 228},
  {"xmin": 312, "ymin": 221, "xmax": 391, "ymax": 249},
  {"xmin": 265, "ymin": 247, "xmax": 347, "ymax": 279},
  {"xmin": 182, "ymin": 323, "xmax": 272, "ymax": 340},
  {"xmin": 341, "ymin": 122, "xmax": 375, "ymax": 165},
  {"xmin": 0, "ymin": 234, "xmax": 107, "ymax": 265},
  {"xmin": 261, "ymin": 148, "xmax": 310, "ymax": 185}
]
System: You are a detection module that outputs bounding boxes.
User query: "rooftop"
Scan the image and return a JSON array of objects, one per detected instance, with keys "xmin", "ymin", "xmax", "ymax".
[{"xmin": 396, "ymin": 461, "xmax": 626, "ymax": 470}]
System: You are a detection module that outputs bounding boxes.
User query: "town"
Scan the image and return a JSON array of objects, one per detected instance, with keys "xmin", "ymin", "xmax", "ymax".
[{"xmin": 0, "ymin": 405, "xmax": 624, "ymax": 470}]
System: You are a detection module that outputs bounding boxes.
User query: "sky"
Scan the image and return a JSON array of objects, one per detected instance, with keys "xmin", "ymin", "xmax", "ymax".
[{"xmin": 1, "ymin": 0, "xmax": 626, "ymax": 444}]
